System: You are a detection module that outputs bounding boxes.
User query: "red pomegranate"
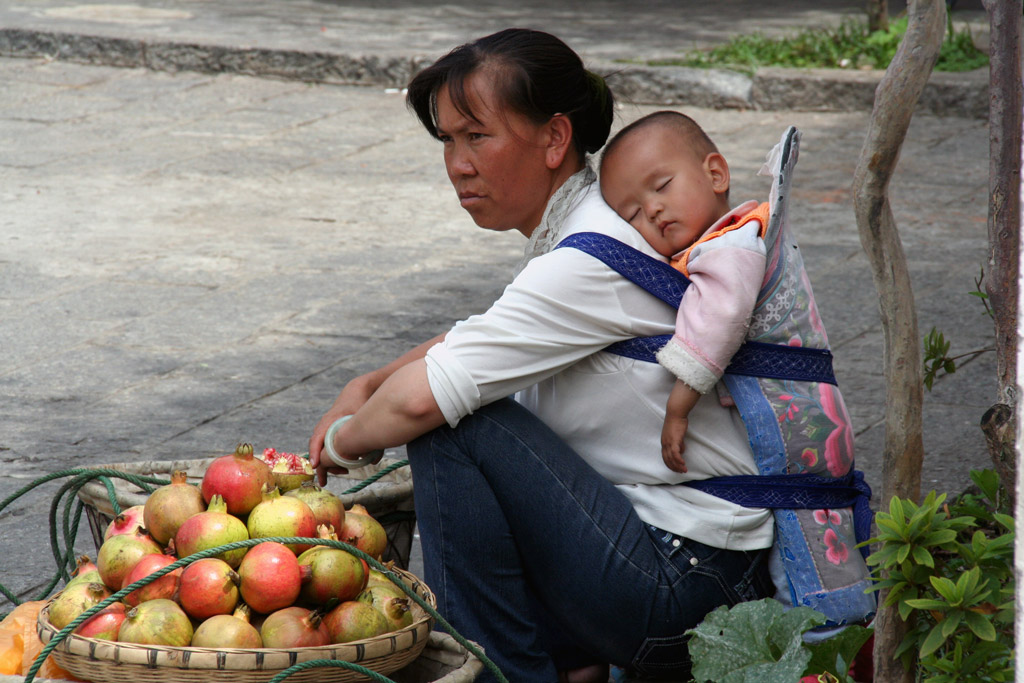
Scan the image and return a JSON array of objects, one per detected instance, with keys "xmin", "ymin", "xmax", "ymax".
[
  {"xmin": 262, "ymin": 448, "xmax": 315, "ymax": 492},
  {"xmin": 238, "ymin": 542, "xmax": 303, "ymax": 614},
  {"xmin": 178, "ymin": 557, "xmax": 240, "ymax": 620},
  {"xmin": 284, "ymin": 482, "xmax": 345, "ymax": 532},
  {"xmin": 260, "ymin": 606, "xmax": 330, "ymax": 648},
  {"xmin": 201, "ymin": 443, "xmax": 273, "ymax": 516},
  {"xmin": 323, "ymin": 600, "xmax": 389, "ymax": 643},
  {"xmin": 118, "ymin": 599, "xmax": 193, "ymax": 646},
  {"xmin": 121, "ymin": 552, "xmax": 181, "ymax": 606},
  {"xmin": 96, "ymin": 527, "xmax": 163, "ymax": 590},
  {"xmin": 74, "ymin": 601, "xmax": 126, "ymax": 640},
  {"xmin": 296, "ymin": 526, "xmax": 368, "ymax": 605},
  {"xmin": 174, "ymin": 494, "xmax": 249, "ymax": 568},
  {"xmin": 48, "ymin": 582, "xmax": 111, "ymax": 630},
  {"xmin": 143, "ymin": 470, "xmax": 205, "ymax": 546},
  {"xmin": 103, "ymin": 505, "xmax": 146, "ymax": 540},
  {"xmin": 246, "ymin": 486, "xmax": 317, "ymax": 554},
  {"xmin": 191, "ymin": 604, "xmax": 262, "ymax": 648},
  {"xmin": 339, "ymin": 504, "xmax": 388, "ymax": 560}
]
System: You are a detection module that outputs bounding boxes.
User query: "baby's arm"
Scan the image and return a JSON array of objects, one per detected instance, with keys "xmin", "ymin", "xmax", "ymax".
[
  {"xmin": 656, "ymin": 221, "xmax": 767, "ymax": 395},
  {"xmin": 662, "ymin": 379, "xmax": 700, "ymax": 473}
]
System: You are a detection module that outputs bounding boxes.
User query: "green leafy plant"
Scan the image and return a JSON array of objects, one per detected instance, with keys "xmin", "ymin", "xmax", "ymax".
[
  {"xmin": 922, "ymin": 269, "xmax": 996, "ymax": 390},
  {"xmin": 640, "ymin": 15, "xmax": 987, "ymax": 73},
  {"xmin": 686, "ymin": 598, "xmax": 872, "ymax": 682},
  {"xmin": 864, "ymin": 469, "xmax": 1014, "ymax": 681}
]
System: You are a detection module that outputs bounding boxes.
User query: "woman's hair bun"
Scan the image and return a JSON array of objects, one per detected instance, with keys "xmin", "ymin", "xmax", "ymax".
[{"xmin": 575, "ymin": 70, "xmax": 614, "ymax": 154}]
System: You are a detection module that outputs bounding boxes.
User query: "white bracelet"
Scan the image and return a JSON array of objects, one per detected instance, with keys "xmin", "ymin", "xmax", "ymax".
[{"xmin": 323, "ymin": 415, "xmax": 385, "ymax": 469}]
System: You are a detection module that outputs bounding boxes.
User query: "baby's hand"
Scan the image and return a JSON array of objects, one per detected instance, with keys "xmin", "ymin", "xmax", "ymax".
[{"xmin": 661, "ymin": 416, "xmax": 688, "ymax": 474}]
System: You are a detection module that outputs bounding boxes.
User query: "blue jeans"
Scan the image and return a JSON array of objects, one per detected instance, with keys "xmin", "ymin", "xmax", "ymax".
[{"xmin": 408, "ymin": 398, "xmax": 773, "ymax": 682}]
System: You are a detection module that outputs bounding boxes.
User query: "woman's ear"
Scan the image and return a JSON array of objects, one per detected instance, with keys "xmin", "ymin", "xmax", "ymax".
[
  {"xmin": 704, "ymin": 153, "xmax": 730, "ymax": 195},
  {"xmin": 545, "ymin": 114, "xmax": 574, "ymax": 169}
]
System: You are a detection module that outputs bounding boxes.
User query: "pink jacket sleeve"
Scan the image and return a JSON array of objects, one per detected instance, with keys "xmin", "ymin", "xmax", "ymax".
[{"xmin": 655, "ymin": 221, "xmax": 766, "ymax": 394}]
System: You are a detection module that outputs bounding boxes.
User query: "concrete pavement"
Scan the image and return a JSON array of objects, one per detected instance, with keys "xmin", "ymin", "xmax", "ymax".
[
  {"xmin": 0, "ymin": 0, "xmax": 996, "ymax": 638},
  {"xmin": 0, "ymin": 0, "xmax": 991, "ymax": 116}
]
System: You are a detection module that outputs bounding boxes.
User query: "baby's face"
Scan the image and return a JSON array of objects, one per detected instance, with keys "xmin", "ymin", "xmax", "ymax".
[{"xmin": 600, "ymin": 125, "xmax": 727, "ymax": 259}]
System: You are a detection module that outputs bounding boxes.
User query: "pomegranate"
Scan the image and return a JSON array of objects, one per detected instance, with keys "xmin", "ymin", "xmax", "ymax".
[
  {"xmin": 178, "ymin": 557, "xmax": 240, "ymax": 620},
  {"xmin": 297, "ymin": 525, "xmax": 368, "ymax": 605},
  {"xmin": 357, "ymin": 584, "xmax": 412, "ymax": 631},
  {"xmin": 339, "ymin": 504, "xmax": 388, "ymax": 560},
  {"xmin": 238, "ymin": 542, "xmax": 303, "ymax": 614},
  {"xmin": 103, "ymin": 505, "xmax": 146, "ymax": 540},
  {"xmin": 284, "ymin": 482, "xmax": 345, "ymax": 532},
  {"xmin": 191, "ymin": 604, "xmax": 262, "ymax": 648},
  {"xmin": 118, "ymin": 598, "xmax": 193, "ymax": 646},
  {"xmin": 48, "ymin": 582, "xmax": 111, "ymax": 630},
  {"xmin": 246, "ymin": 486, "xmax": 317, "ymax": 554},
  {"xmin": 74, "ymin": 601, "xmax": 126, "ymax": 640},
  {"xmin": 262, "ymin": 448, "xmax": 315, "ymax": 492},
  {"xmin": 323, "ymin": 600, "xmax": 389, "ymax": 643},
  {"xmin": 260, "ymin": 606, "xmax": 330, "ymax": 648},
  {"xmin": 174, "ymin": 494, "xmax": 249, "ymax": 568},
  {"xmin": 201, "ymin": 443, "xmax": 273, "ymax": 516},
  {"xmin": 121, "ymin": 552, "xmax": 181, "ymax": 607},
  {"xmin": 66, "ymin": 555, "xmax": 101, "ymax": 588},
  {"xmin": 143, "ymin": 470, "xmax": 205, "ymax": 546},
  {"xmin": 97, "ymin": 526, "xmax": 163, "ymax": 590}
]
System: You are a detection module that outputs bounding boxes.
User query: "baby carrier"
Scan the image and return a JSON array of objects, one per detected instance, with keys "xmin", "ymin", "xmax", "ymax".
[{"xmin": 557, "ymin": 127, "xmax": 876, "ymax": 627}]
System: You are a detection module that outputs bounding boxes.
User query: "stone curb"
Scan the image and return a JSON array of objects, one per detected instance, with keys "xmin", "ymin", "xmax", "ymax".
[{"xmin": 0, "ymin": 27, "xmax": 989, "ymax": 118}]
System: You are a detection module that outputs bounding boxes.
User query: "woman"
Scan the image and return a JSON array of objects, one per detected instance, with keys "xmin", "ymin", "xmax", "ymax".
[{"xmin": 309, "ymin": 28, "xmax": 774, "ymax": 682}]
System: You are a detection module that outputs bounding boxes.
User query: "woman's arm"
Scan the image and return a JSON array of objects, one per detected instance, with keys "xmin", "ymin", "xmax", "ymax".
[{"xmin": 309, "ymin": 333, "xmax": 445, "ymax": 483}]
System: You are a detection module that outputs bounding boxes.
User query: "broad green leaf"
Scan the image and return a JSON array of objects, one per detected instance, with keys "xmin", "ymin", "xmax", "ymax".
[
  {"xmin": 923, "ymin": 529, "xmax": 958, "ymax": 546},
  {"xmin": 969, "ymin": 469, "xmax": 999, "ymax": 502},
  {"xmin": 930, "ymin": 576, "xmax": 959, "ymax": 603},
  {"xmin": 904, "ymin": 598, "xmax": 948, "ymax": 610},
  {"xmin": 993, "ymin": 513, "xmax": 1014, "ymax": 531},
  {"xmin": 940, "ymin": 612, "xmax": 962, "ymax": 637},
  {"xmin": 911, "ymin": 545, "xmax": 934, "ymax": 568},
  {"xmin": 896, "ymin": 543, "xmax": 911, "ymax": 564},
  {"xmin": 687, "ymin": 599, "xmax": 822, "ymax": 683},
  {"xmin": 963, "ymin": 610, "xmax": 997, "ymax": 641},
  {"xmin": 804, "ymin": 625, "xmax": 872, "ymax": 679},
  {"xmin": 920, "ymin": 621, "xmax": 949, "ymax": 657}
]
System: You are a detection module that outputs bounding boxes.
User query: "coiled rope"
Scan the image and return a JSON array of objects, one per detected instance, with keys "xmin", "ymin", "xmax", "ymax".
[{"xmin": 1, "ymin": 464, "xmax": 508, "ymax": 683}]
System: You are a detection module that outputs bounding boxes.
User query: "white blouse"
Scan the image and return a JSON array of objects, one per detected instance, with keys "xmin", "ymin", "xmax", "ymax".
[{"xmin": 424, "ymin": 175, "xmax": 774, "ymax": 551}]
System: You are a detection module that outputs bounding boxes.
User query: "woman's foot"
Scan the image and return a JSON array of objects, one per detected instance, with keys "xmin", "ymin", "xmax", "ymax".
[{"xmin": 558, "ymin": 663, "xmax": 610, "ymax": 683}]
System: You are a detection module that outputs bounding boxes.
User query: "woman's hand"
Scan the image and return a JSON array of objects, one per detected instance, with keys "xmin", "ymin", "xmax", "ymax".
[
  {"xmin": 309, "ymin": 376, "xmax": 376, "ymax": 484},
  {"xmin": 309, "ymin": 333, "xmax": 448, "ymax": 485}
]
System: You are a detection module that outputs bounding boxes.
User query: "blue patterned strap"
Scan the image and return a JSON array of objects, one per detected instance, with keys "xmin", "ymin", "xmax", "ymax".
[
  {"xmin": 556, "ymin": 232, "xmax": 837, "ymax": 385},
  {"xmin": 685, "ymin": 470, "xmax": 873, "ymax": 560}
]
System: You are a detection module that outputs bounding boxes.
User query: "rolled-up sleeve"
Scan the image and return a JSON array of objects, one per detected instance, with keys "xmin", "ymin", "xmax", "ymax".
[{"xmin": 424, "ymin": 246, "xmax": 643, "ymax": 426}]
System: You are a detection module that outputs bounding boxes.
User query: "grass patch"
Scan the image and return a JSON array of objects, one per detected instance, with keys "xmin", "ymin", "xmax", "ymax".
[{"xmin": 643, "ymin": 15, "xmax": 988, "ymax": 73}]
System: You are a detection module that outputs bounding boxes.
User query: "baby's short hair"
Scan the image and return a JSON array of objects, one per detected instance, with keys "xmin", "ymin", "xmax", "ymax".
[{"xmin": 601, "ymin": 110, "xmax": 720, "ymax": 167}]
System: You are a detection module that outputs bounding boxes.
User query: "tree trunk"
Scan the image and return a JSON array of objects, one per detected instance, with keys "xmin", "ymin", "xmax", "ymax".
[
  {"xmin": 867, "ymin": 0, "xmax": 890, "ymax": 33},
  {"xmin": 979, "ymin": 0, "xmax": 1022, "ymax": 504},
  {"xmin": 851, "ymin": 1, "xmax": 946, "ymax": 681}
]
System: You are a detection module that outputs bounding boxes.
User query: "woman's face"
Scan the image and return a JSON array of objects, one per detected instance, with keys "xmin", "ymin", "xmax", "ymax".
[{"xmin": 435, "ymin": 71, "xmax": 562, "ymax": 237}]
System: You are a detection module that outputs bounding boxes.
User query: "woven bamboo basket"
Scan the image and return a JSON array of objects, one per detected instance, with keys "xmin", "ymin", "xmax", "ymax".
[
  {"xmin": 75, "ymin": 456, "xmax": 416, "ymax": 567},
  {"xmin": 37, "ymin": 568, "xmax": 437, "ymax": 683}
]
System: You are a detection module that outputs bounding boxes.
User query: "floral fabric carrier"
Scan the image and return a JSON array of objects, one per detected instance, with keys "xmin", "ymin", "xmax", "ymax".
[{"xmin": 557, "ymin": 127, "xmax": 875, "ymax": 627}]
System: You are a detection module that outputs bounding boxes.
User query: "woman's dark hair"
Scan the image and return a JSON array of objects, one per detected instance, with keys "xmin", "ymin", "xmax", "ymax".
[{"xmin": 406, "ymin": 28, "xmax": 614, "ymax": 162}]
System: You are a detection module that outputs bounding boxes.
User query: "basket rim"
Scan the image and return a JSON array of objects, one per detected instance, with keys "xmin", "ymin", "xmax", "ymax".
[
  {"xmin": 38, "ymin": 566, "xmax": 435, "ymax": 672},
  {"xmin": 75, "ymin": 456, "xmax": 413, "ymax": 516}
]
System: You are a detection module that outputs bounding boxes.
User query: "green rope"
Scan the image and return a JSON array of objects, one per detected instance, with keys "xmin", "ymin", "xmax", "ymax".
[
  {"xmin": 26, "ymin": 536, "xmax": 507, "ymax": 683},
  {"xmin": 267, "ymin": 659, "xmax": 395, "ymax": 683},
  {"xmin": 0, "ymin": 468, "xmax": 166, "ymax": 613},
  {"xmin": 342, "ymin": 459, "xmax": 409, "ymax": 494}
]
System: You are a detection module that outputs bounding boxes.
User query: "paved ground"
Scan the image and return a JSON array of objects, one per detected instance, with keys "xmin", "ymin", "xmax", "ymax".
[{"xmin": 0, "ymin": 0, "xmax": 997, "ymax": 643}]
